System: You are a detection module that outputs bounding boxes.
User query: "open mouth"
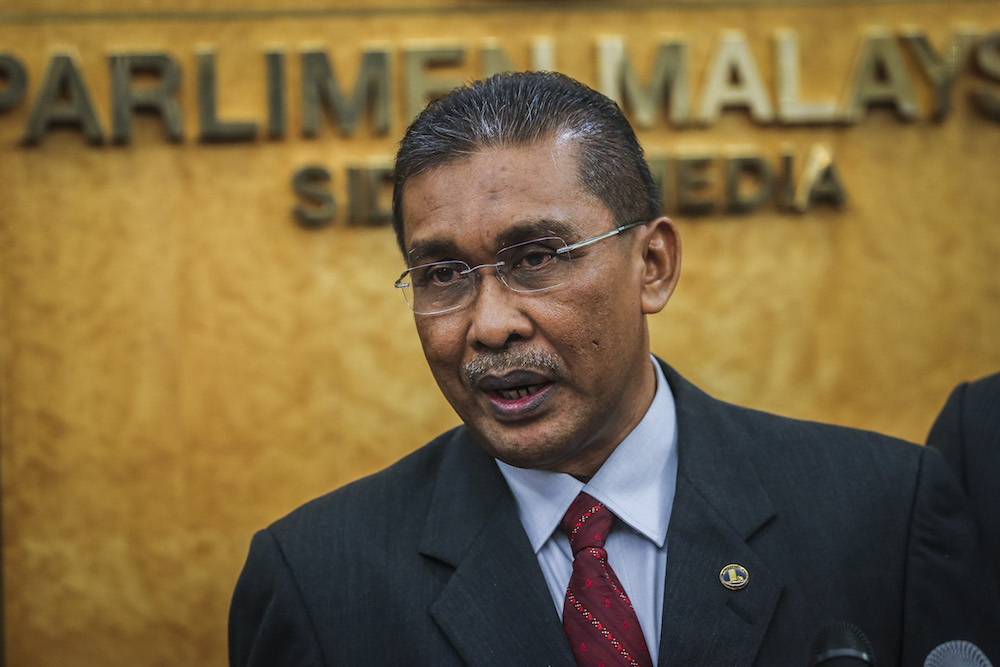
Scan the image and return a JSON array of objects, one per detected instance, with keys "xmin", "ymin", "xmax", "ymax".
[
  {"xmin": 476, "ymin": 371, "xmax": 554, "ymax": 418},
  {"xmin": 495, "ymin": 384, "xmax": 546, "ymax": 401}
]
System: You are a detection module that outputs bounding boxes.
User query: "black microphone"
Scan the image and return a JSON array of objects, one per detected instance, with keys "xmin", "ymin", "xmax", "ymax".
[
  {"xmin": 807, "ymin": 621, "xmax": 877, "ymax": 666},
  {"xmin": 924, "ymin": 640, "xmax": 994, "ymax": 667}
]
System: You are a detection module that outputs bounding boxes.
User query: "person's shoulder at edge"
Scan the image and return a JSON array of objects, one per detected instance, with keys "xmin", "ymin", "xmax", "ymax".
[{"xmin": 662, "ymin": 359, "xmax": 924, "ymax": 469}]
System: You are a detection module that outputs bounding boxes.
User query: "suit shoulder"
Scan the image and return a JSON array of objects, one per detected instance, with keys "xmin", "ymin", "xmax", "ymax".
[
  {"xmin": 968, "ymin": 371, "xmax": 1000, "ymax": 400},
  {"xmin": 711, "ymin": 393, "xmax": 920, "ymax": 462},
  {"xmin": 265, "ymin": 426, "xmax": 465, "ymax": 545},
  {"xmin": 962, "ymin": 372, "xmax": 1000, "ymax": 436},
  {"xmin": 682, "ymin": 390, "xmax": 939, "ymax": 511},
  {"xmin": 758, "ymin": 404, "xmax": 927, "ymax": 476},
  {"xmin": 662, "ymin": 359, "xmax": 920, "ymax": 466}
]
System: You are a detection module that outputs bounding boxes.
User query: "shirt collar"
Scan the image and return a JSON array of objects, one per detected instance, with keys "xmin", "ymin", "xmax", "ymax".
[{"xmin": 497, "ymin": 357, "xmax": 678, "ymax": 552}]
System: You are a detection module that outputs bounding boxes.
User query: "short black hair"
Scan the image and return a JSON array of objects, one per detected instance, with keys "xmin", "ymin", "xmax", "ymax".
[{"xmin": 391, "ymin": 71, "xmax": 660, "ymax": 253}]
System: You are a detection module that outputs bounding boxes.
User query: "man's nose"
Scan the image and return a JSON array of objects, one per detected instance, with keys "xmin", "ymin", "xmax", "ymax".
[{"xmin": 466, "ymin": 270, "xmax": 534, "ymax": 349}]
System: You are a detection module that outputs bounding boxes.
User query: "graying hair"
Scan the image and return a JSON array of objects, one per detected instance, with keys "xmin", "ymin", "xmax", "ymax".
[{"xmin": 391, "ymin": 71, "xmax": 660, "ymax": 254}]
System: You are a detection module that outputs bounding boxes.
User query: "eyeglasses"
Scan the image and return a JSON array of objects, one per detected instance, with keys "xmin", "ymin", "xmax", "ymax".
[{"xmin": 395, "ymin": 220, "xmax": 647, "ymax": 315}]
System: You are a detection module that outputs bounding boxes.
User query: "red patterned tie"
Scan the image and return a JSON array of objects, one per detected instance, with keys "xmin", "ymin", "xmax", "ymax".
[{"xmin": 561, "ymin": 492, "xmax": 653, "ymax": 667}]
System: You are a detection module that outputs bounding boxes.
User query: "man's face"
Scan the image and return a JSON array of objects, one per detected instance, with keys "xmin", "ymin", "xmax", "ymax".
[{"xmin": 400, "ymin": 138, "xmax": 660, "ymax": 478}]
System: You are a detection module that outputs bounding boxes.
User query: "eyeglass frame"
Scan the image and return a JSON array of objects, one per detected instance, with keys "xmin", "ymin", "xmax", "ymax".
[{"xmin": 394, "ymin": 219, "xmax": 649, "ymax": 315}]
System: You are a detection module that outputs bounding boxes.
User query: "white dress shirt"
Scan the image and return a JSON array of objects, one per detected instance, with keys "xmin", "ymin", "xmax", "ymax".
[{"xmin": 497, "ymin": 357, "xmax": 679, "ymax": 665}]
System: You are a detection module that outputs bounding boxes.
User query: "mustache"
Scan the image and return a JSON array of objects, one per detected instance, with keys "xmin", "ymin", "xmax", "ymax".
[{"xmin": 463, "ymin": 349, "xmax": 561, "ymax": 386}]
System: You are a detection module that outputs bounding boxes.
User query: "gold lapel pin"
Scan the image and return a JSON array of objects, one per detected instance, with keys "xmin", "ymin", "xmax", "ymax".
[{"xmin": 719, "ymin": 563, "xmax": 749, "ymax": 590}]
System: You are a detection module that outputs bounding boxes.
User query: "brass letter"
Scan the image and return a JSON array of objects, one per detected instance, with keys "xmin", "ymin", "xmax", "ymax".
[
  {"xmin": 347, "ymin": 162, "xmax": 394, "ymax": 227},
  {"xmin": 598, "ymin": 35, "xmax": 690, "ymax": 128},
  {"xmin": 293, "ymin": 165, "xmax": 337, "ymax": 228},
  {"xmin": 481, "ymin": 40, "xmax": 516, "ymax": 78},
  {"xmin": 777, "ymin": 147, "xmax": 796, "ymax": 212},
  {"xmin": 197, "ymin": 48, "xmax": 258, "ymax": 143},
  {"xmin": 301, "ymin": 48, "xmax": 392, "ymax": 138},
  {"xmin": 676, "ymin": 154, "xmax": 717, "ymax": 216},
  {"xmin": 794, "ymin": 144, "xmax": 847, "ymax": 212},
  {"xmin": 404, "ymin": 46, "xmax": 465, "ymax": 121},
  {"xmin": 647, "ymin": 156, "xmax": 671, "ymax": 214},
  {"xmin": 698, "ymin": 31, "xmax": 773, "ymax": 124},
  {"xmin": 725, "ymin": 152, "xmax": 774, "ymax": 214},
  {"xmin": 774, "ymin": 29, "xmax": 839, "ymax": 124},
  {"xmin": 109, "ymin": 52, "xmax": 183, "ymax": 144},
  {"xmin": 532, "ymin": 37, "xmax": 556, "ymax": 72},
  {"xmin": 266, "ymin": 49, "xmax": 287, "ymax": 139},
  {"xmin": 842, "ymin": 29, "xmax": 919, "ymax": 123},
  {"xmin": 972, "ymin": 32, "xmax": 1000, "ymax": 122},
  {"xmin": 0, "ymin": 53, "xmax": 28, "ymax": 113},
  {"xmin": 902, "ymin": 26, "xmax": 978, "ymax": 122},
  {"xmin": 23, "ymin": 52, "xmax": 104, "ymax": 145},
  {"xmin": 481, "ymin": 37, "xmax": 557, "ymax": 78}
]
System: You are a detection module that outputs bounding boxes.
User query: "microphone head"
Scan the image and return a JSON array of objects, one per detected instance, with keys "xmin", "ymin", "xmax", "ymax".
[
  {"xmin": 807, "ymin": 621, "xmax": 876, "ymax": 666},
  {"xmin": 924, "ymin": 640, "xmax": 994, "ymax": 667}
]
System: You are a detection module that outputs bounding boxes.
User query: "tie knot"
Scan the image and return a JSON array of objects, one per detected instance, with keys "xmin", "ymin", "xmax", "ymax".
[{"xmin": 560, "ymin": 492, "xmax": 614, "ymax": 553}]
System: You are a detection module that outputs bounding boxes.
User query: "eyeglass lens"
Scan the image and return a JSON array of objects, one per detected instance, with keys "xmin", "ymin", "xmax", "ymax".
[{"xmin": 398, "ymin": 236, "xmax": 572, "ymax": 314}]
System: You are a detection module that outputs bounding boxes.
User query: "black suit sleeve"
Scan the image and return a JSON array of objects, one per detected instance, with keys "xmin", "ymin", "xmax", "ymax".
[
  {"xmin": 902, "ymin": 446, "xmax": 1000, "ymax": 665},
  {"xmin": 229, "ymin": 529, "xmax": 325, "ymax": 667}
]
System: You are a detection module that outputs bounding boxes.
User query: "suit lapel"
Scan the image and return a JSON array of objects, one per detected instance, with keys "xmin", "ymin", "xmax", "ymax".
[
  {"xmin": 657, "ymin": 363, "xmax": 784, "ymax": 666},
  {"xmin": 419, "ymin": 430, "xmax": 574, "ymax": 665}
]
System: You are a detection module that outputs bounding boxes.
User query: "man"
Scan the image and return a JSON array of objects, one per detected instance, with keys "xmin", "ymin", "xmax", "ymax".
[
  {"xmin": 229, "ymin": 72, "xmax": 999, "ymax": 666},
  {"xmin": 927, "ymin": 372, "xmax": 1000, "ymax": 569}
]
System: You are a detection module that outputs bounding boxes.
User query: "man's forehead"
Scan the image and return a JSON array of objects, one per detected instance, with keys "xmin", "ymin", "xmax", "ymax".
[{"xmin": 399, "ymin": 136, "xmax": 580, "ymax": 209}]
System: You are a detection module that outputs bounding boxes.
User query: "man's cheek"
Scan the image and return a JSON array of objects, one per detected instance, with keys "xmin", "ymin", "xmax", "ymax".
[{"xmin": 417, "ymin": 328, "xmax": 451, "ymax": 364}]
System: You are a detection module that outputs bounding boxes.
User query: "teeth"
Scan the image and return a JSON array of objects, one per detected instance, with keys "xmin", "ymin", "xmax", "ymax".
[{"xmin": 498, "ymin": 384, "xmax": 540, "ymax": 400}]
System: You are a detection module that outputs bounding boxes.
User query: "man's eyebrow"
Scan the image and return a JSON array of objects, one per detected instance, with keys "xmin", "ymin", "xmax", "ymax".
[
  {"xmin": 406, "ymin": 219, "xmax": 581, "ymax": 264},
  {"xmin": 495, "ymin": 219, "xmax": 579, "ymax": 248},
  {"xmin": 406, "ymin": 239, "xmax": 461, "ymax": 265}
]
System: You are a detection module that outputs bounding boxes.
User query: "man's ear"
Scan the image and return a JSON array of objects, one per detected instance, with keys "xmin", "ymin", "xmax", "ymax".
[{"xmin": 639, "ymin": 217, "xmax": 681, "ymax": 315}]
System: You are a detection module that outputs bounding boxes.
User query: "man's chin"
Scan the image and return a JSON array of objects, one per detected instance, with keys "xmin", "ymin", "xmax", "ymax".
[{"xmin": 466, "ymin": 424, "xmax": 579, "ymax": 471}]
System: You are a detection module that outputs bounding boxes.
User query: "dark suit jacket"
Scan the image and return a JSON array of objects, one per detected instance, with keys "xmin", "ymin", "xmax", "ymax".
[
  {"xmin": 230, "ymin": 362, "xmax": 1000, "ymax": 666},
  {"xmin": 927, "ymin": 372, "xmax": 1000, "ymax": 570}
]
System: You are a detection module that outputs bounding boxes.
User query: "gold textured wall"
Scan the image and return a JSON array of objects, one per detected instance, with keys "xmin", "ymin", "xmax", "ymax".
[{"xmin": 2, "ymin": 1, "xmax": 999, "ymax": 664}]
